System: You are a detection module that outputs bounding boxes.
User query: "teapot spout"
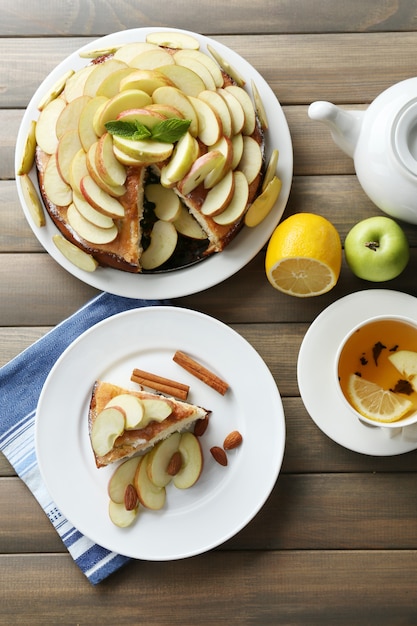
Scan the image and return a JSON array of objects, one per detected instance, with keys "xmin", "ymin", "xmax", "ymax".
[{"xmin": 308, "ymin": 101, "xmax": 363, "ymax": 158}]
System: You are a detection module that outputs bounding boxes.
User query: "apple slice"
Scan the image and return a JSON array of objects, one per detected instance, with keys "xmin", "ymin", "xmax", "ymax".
[
  {"xmin": 157, "ymin": 64, "xmax": 206, "ymax": 97},
  {"xmin": 173, "ymin": 55, "xmax": 216, "ymax": 91},
  {"xmin": 134, "ymin": 453, "xmax": 166, "ymax": 510},
  {"xmin": 213, "ymin": 170, "xmax": 249, "ymax": 225},
  {"xmin": 146, "ymin": 31, "xmax": 200, "ymax": 50},
  {"xmin": 237, "ymin": 135, "xmax": 263, "ymax": 184},
  {"xmin": 80, "ymin": 174, "xmax": 125, "ymax": 218},
  {"xmin": 108, "ymin": 456, "xmax": 141, "ymax": 503},
  {"xmin": 56, "ymin": 129, "xmax": 83, "ymax": 184},
  {"xmin": 56, "ymin": 95, "xmax": 91, "ymax": 139},
  {"xmin": 201, "ymin": 169, "xmax": 235, "ymax": 216},
  {"xmin": 262, "ymin": 148, "xmax": 279, "ymax": 191},
  {"xmin": 188, "ymin": 95, "xmax": 222, "ymax": 146},
  {"xmin": 52, "ymin": 234, "xmax": 98, "ymax": 272},
  {"xmin": 113, "ymin": 42, "xmax": 159, "ymax": 63},
  {"xmin": 174, "ymin": 49, "xmax": 224, "ymax": 88},
  {"xmin": 116, "ymin": 107, "xmax": 166, "ymax": 128},
  {"xmin": 17, "ymin": 120, "xmax": 37, "ymax": 175},
  {"xmin": 83, "ymin": 59, "xmax": 128, "ymax": 97},
  {"xmin": 37, "ymin": 69, "xmax": 74, "ymax": 110},
  {"xmin": 388, "ymin": 350, "xmax": 417, "ymax": 391},
  {"xmin": 95, "ymin": 132, "xmax": 127, "ymax": 187},
  {"xmin": 119, "ymin": 68, "xmax": 173, "ymax": 94},
  {"xmin": 130, "ymin": 48, "xmax": 175, "ymax": 70},
  {"xmin": 93, "ymin": 89, "xmax": 153, "ymax": 136},
  {"xmin": 224, "ymin": 85, "xmax": 256, "ymax": 135},
  {"xmin": 244, "ymin": 176, "xmax": 282, "ymax": 227},
  {"xmin": 67, "ymin": 203, "xmax": 118, "ymax": 244},
  {"xmin": 106, "ymin": 394, "xmax": 145, "ymax": 429},
  {"xmin": 112, "ymin": 135, "xmax": 174, "ymax": 163},
  {"xmin": 112, "ymin": 144, "xmax": 150, "ymax": 167},
  {"xmin": 69, "ymin": 149, "xmax": 89, "ymax": 194},
  {"xmin": 96, "ymin": 67, "xmax": 135, "ymax": 98},
  {"xmin": 204, "ymin": 136, "xmax": 234, "ymax": 188},
  {"xmin": 43, "ymin": 154, "xmax": 73, "ymax": 207},
  {"xmin": 141, "ymin": 398, "xmax": 173, "ymax": 422},
  {"xmin": 231, "ymin": 133, "xmax": 244, "ymax": 170},
  {"xmin": 145, "ymin": 184, "xmax": 182, "ymax": 221},
  {"xmin": 198, "ymin": 89, "xmax": 232, "ymax": 137},
  {"xmin": 159, "ymin": 131, "xmax": 199, "ymax": 185},
  {"xmin": 20, "ymin": 174, "xmax": 45, "ymax": 227},
  {"xmin": 251, "ymin": 79, "xmax": 268, "ymax": 130},
  {"xmin": 177, "ymin": 150, "xmax": 224, "ymax": 196},
  {"xmin": 207, "ymin": 44, "xmax": 246, "ymax": 87},
  {"xmin": 173, "ymin": 205, "xmax": 207, "ymax": 240},
  {"xmin": 146, "ymin": 432, "xmax": 181, "ymax": 488},
  {"xmin": 145, "ymin": 103, "xmax": 184, "ymax": 119},
  {"xmin": 173, "ymin": 432, "xmax": 203, "ymax": 489},
  {"xmin": 72, "ymin": 189, "xmax": 115, "ymax": 229},
  {"xmin": 35, "ymin": 96, "xmax": 66, "ymax": 154},
  {"xmin": 79, "ymin": 45, "xmax": 122, "ymax": 59},
  {"xmin": 90, "ymin": 406, "xmax": 125, "ymax": 457},
  {"xmin": 63, "ymin": 65, "xmax": 95, "ymax": 102},
  {"xmin": 108, "ymin": 499, "xmax": 138, "ymax": 528},
  {"xmin": 152, "ymin": 86, "xmax": 199, "ymax": 136},
  {"xmin": 217, "ymin": 88, "xmax": 245, "ymax": 135},
  {"xmin": 140, "ymin": 220, "xmax": 178, "ymax": 270},
  {"xmin": 78, "ymin": 95, "xmax": 108, "ymax": 152},
  {"xmin": 86, "ymin": 142, "xmax": 126, "ymax": 197}
]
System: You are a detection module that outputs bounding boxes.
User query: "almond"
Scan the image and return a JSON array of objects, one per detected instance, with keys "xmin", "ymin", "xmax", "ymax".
[
  {"xmin": 223, "ymin": 430, "xmax": 243, "ymax": 450},
  {"xmin": 194, "ymin": 415, "xmax": 209, "ymax": 437},
  {"xmin": 166, "ymin": 450, "xmax": 183, "ymax": 476},
  {"xmin": 124, "ymin": 483, "xmax": 139, "ymax": 511},
  {"xmin": 210, "ymin": 446, "xmax": 228, "ymax": 466}
]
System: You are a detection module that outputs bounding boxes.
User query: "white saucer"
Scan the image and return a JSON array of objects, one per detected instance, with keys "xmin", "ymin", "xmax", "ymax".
[{"xmin": 297, "ymin": 289, "xmax": 417, "ymax": 456}]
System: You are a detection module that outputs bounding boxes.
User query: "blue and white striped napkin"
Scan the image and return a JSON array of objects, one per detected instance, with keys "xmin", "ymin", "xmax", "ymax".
[{"xmin": 0, "ymin": 292, "xmax": 164, "ymax": 584}]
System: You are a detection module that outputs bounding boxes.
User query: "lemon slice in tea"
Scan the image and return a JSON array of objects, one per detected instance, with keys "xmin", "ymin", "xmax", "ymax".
[{"xmin": 347, "ymin": 374, "xmax": 413, "ymax": 423}]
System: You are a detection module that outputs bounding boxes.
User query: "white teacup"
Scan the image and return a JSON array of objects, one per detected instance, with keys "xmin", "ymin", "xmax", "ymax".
[{"xmin": 335, "ymin": 314, "xmax": 417, "ymax": 436}]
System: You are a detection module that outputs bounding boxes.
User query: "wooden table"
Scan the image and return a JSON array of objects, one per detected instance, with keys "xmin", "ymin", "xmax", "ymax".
[{"xmin": 2, "ymin": 2, "xmax": 417, "ymax": 623}]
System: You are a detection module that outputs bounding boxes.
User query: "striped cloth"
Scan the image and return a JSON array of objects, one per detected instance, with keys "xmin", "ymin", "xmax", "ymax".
[{"xmin": 0, "ymin": 292, "xmax": 164, "ymax": 584}]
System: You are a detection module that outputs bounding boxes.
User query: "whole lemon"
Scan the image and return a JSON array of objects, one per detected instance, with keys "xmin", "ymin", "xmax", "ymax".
[{"xmin": 265, "ymin": 213, "xmax": 342, "ymax": 297}]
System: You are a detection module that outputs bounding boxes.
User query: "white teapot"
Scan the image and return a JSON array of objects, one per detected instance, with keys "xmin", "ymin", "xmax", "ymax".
[{"xmin": 308, "ymin": 78, "xmax": 417, "ymax": 224}]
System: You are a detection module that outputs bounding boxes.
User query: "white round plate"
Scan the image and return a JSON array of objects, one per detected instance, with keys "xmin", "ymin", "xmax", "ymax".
[
  {"xmin": 36, "ymin": 306, "xmax": 285, "ymax": 560},
  {"xmin": 15, "ymin": 27, "xmax": 293, "ymax": 299},
  {"xmin": 297, "ymin": 290, "xmax": 417, "ymax": 456}
]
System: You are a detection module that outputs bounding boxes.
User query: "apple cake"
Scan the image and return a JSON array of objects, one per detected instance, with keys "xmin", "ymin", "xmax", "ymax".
[
  {"xmin": 32, "ymin": 32, "xmax": 271, "ymax": 273},
  {"xmin": 89, "ymin": 380, "xmax": 210, "ymax": 468}
]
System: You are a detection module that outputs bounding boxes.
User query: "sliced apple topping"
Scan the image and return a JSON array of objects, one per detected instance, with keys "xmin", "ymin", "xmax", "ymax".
[
  {"xmin": 174, "ymin": 48, "xmax": 224, "ymax": 88},
  {"xmin": 130, "ymin": 48, "xmax": 175, "ymax": 70},
  {"xmin": 56, "ymin": 129, "xmax": 83, "ymax": 184},
  {"xmin": 244, "ymin": 176, "xmax": 282, "ymax": 228},
  {"xmin": 141, "ymin": 397, "xmax": 173, "ymax": 422},
  {"xmin": 35, "ymin": 97, "xmax": 66, "ymax": 154},
  {"xmin": 105, "ymin": 394, "xmax": 145, "ymax": 429},
  {"xmin": 140, "ymin": 220, "xmax": 178, "ymax": 270},
  {"xmin": 145, "ymin": 184, "xmax": 182, "ymax": 222},
  {"xmin": 173, "ymin": 205, "xmax": 207, "ymax": 240},
  {"xmin": 43, "ymin": 153, "xmax": 73, "ymax": 207},
  {"xmin": 262, "ymin": 148, "xmax": 279, "ymax": 191},
  {"xmin": 152, "ymin": 86, "xmax": 199, "ymax": 136},
  {"xmin": 78, "ymin": 95, "xmax": 109, "ymax": 151},
  {"xmin": 145, "ymin": 31, "xmax": 200, "ymax": 50},
  {"xmin": 96, "ymin": 67, "xmax": 136, "ymax": 98},
  {"xmin": 213, "ymin": 171, "xmax": 249, "ymax": 225},
  {"xmin": 67, "ymin": 203, "xmax": 118, "ymax": 245},
  {"xmin": 146, "ymin": 432, "xmax": 181, "ymax": 488},
  {"xmin": 108, "ymin": 499, "xmax": 139, "ymax": 528},
  {"xmin": 113, "ymin": 41, "xmax": 159, "ymax": 64},
  {"xmin": 201, "ymin": 169, "xmax": 235, "ymax": 216},
  {"xmin": 17, "ymin": 120, "xmax": 37, "ymax": 175},
  {"xmin": 20, "ymin": 173, "xmax": 46, "ymax": 227},
  {"xmin": 56, "ymin": 95, "xmax": 91, "ymax": 139},
  {"xmin": 173, "ymin": 432, "xmax": 203, "ymax": 489},
  {"xmin": 72, "ymin": 189, "xmax": 115, "ymax": 229},
  {"xmin": 91, "ymin": 406, "xmax": 125, "ymax": 457},
  {"xmin": 95, "ymin": 132, "xmax": 127, "ymax": 187},
  {"xmin": 188, "ymin": 95, "xmax": 222, "ymax": 146},
  {"xmin": 112, "ymin": 135, "xmax": 174, "ymax": 163},
  {"xmin": 37, "ymin": 70, "xmax": 75, "ymax": 110},
  {"xmin": 134, "ymin": 453, "xmax": 166, "ymax": 510},
  {"xmin": 119, "ymin": 68, "xmax": 173, "ymax": 94},
  {"xmin": 198, "ymin": 89, "xmax": 232, "ymax": 138},
  {"xmin": 52, "ymin": 234, "xmax": 98, "ymax": 272},
  {"xmin": 158, "ymin": 64, "xmax": 206, "ymax": 97},
  {"xmin": 207, "ymin": 44, "xmax": 246, "ymax": 87},
  {"xmin": 237, "ymin": 135, "xmax": 263, "ymax": 185},
  {"xmin": 225, "ymin": 85, "xmax": 256, "ymax": 135},
  {"xmin": 80, "ymin": 174, "xmax": 125, "ymax": 218},
  {"xmin": 173, "ymin": 55, "xmax": 216, "ymax": 91},
  {"xmin": 177, "ymin": 150, "xmax": 225, "ymax": 196},
  {"xmin": 108, "ymin": 456, "xmax": 141, "ymax": 504},
  {"xmin": 159, "ymin": 131, "xmax": 199, "ymax": 185},
  {"xmin": 83, "ymin": 59, "xmax": 129, "ymax": 97}
]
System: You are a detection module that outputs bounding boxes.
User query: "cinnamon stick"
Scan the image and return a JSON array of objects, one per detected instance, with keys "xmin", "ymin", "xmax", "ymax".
[
  {"xmin": 131, "ymin": 368, "xmax": 189, "ymax": 400},
  {"xmin": 172, "ymin": 350, "xmax": 229, "ymax": 395}
]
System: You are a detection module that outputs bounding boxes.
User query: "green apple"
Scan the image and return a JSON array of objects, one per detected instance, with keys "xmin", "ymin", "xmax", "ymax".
[{"xmin": 344, "ymin": 216, "xmax": 409, "ymax": 281}]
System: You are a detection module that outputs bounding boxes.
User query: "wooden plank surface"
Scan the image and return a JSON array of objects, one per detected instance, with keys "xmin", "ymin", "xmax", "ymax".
[{"xmin": 2, "ymin": 3, "xmax": 417, "ymax": 623}]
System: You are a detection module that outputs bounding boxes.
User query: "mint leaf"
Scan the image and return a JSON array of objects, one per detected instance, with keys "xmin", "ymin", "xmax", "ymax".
[
  {"xmin": 105, "ymin": 120, "xmax": 152, "ymax": 140},
  {"xmin": 151, "ymin": 118, "xmax": 191, "ymax": 143}
]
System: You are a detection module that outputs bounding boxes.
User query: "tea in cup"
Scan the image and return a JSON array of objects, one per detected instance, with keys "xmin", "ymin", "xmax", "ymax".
[{"xmin": 336, "ymin": 315, "xmax": 417, "ymax": 429}]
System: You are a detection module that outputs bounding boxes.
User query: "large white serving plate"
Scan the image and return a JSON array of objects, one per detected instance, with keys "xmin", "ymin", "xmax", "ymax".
[
  {"xmin": 35, "ymin": 306, "xmax": 285, "ymax": 560},
  {"xmin": 15, "ymin": 27, "xmax": 293, "ymax": 299}
]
